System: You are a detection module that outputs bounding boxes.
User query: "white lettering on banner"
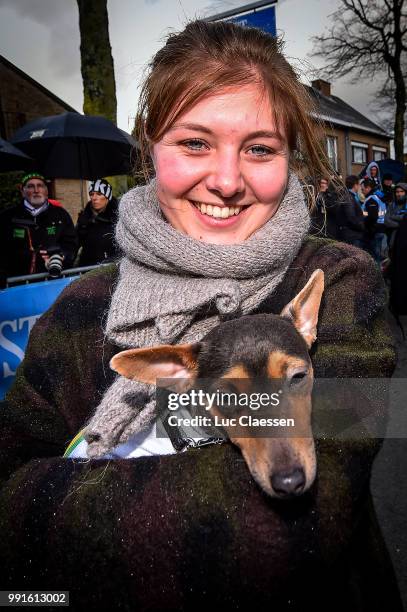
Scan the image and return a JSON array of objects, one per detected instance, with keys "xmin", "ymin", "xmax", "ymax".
[
  {"xmin": 0, "ymin": 315, "xmax": 41, "ymax": 378},
  {"xmin": 0, "ymin": 320, "xmax": 24, "ymax": 362},
  {"xmin": 3, "ymin": 362, "xmax": 17, "ymax": 378},
  {"xmin": 19, "ymin": 315, "xmax": 40, "ymax": 335}
]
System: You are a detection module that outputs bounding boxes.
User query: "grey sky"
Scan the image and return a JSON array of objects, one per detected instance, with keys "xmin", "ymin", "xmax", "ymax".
[{"xmin": 0, "ymin": 0, "xmax": 383, "ymax": 133}]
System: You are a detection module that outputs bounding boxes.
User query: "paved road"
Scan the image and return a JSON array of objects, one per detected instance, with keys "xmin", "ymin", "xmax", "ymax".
[{"xmin": 372, "ymin": 313, "xmax": 407, "ymax": 611}]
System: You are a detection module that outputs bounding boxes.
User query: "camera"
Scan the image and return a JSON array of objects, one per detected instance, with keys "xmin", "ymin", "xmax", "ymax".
[{"xmin": 45, "ymin": 246, "xmax": 64, "ymax": 278}]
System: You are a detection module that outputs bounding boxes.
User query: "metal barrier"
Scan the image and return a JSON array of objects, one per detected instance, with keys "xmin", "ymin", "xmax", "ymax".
[{"xmin": 6, "ymin": 263, "xmax": 108, "ymax": 287}]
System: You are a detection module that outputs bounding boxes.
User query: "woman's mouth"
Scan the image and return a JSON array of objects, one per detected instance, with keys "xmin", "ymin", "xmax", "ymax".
[{"xmin": 191, "ymin": 201, "xmax": 250, "ymax": 220}]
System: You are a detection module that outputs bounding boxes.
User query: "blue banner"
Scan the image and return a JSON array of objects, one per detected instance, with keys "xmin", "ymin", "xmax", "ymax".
[
  {"xmin": 0, "ymin": 277, "xmax": 76, "ymax": 399},
  {"xmin": 229, "ymin": 6, "xmax": 276, "ymax": 36}
]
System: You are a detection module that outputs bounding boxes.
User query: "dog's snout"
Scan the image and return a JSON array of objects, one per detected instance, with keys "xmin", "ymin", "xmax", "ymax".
[{"xmin": 271, "ymin": 467, "xmax": 306, "ymax": 497}]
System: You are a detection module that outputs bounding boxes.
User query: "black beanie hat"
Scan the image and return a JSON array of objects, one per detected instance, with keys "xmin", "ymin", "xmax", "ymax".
[{"xmin": 88, "ymin": 179, "xmax": 113, "ymax": 201}]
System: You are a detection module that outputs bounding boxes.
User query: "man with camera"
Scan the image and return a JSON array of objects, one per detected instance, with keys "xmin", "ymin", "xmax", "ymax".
[{"xmin": 0, "ymin": 173, "xmax": 77, "ymax": 286}]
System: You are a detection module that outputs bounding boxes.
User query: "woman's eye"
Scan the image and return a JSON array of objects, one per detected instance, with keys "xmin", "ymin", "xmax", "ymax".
[
  {"xmin": 248, "ymin": 145, "xmax": 274, "ymax": 157},
  {"xmin": 182, "ymin": 139, "xmax": 208, "ymax": 151}
]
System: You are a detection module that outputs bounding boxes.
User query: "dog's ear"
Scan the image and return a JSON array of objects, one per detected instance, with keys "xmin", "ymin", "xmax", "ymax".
[
  {"xmin": 110, "ymin": 343, "xmax": 201, "ymax": 391},
  {"xmin": 280, "ymin": 269, "xmax": 324, "ymax": 348}
]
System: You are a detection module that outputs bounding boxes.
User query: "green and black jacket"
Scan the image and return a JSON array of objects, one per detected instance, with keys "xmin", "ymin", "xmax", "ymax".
[
  {"xmin": 0, "ymin": 201, "xmax": 77, "ymax": 281},
  {"xmin": 0, "ymin": 237, "xmax": 402, "ymax": 611}
]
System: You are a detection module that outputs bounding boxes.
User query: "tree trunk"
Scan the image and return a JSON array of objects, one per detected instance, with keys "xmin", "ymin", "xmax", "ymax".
[
  {"xmin": 76, "ymin": 0, "xmax": 127, "ymax": 197},
  {"xmin": 392, "ymin": 0, "xmax": 406, "ymax": 163},
  {"xmin": 393, "ymin": 72, "xmax": 406, "ymax": 163},
  {"xmin": 76, "ymin": 0, "xmax": 117, "ymax": 125}
]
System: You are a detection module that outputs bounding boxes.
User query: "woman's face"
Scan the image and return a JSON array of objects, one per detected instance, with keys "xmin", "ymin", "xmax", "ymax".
[
  {"xmin": 90, "ymin": 192, "xmax": 109, "ymax": 212},
  {"xmin": 151, "ymin": 84, "xmax": 289, "ymax": 244},
  {"xmin": 319, "ymin": 179, "xmax": 329, "ymax": 192},
  {"xmin": 370, "ymin": 166, "xmax": 378, "ymax": 178},
  {"xmin": 395, "ymin": 188, "xmax": 406, "ymax": 201}
]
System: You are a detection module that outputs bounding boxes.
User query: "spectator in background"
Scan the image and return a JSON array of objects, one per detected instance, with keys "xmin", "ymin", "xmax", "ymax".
[
  {"xmin": 382, "ymin": 173, "xmax": 394, "ymax": 205},
  {"xmin": 346, "ymin": 175, "xmax": 362, "ymax": 206},
  {"xmin": 76, "ymin": 179, "xmax": 119, "ymax": 266},
  {"xmin": 337, "ymin": 175, "xmax": 365, "ymax": 248},
  {"xmin": 0, "ymin": 172, "xmax": 77, "ymax": 286},
  {"xmin": 394, "ymin": 182, "xmax": 407, "ymax": 210},
  {"xmin": 365, "ymin": 161, "xmax": 382, "ymax": 189},
  {"xmin": 385, "ymin": 182, "xmax": 407, "ymax": 254},
  {"xmin": 309, "ymin": 177, "xmax": 339, "ymax": 239},
  {"xmin": 362, "ymin": 177, "xmax": 387, "ymax": 263},
  {"xmin": 382, "ymin": 174, "xmax": 395, "ymax": 252},
  {"xmin": 389, "ymin": 187, "xmax": 407, "ymax": 317}
]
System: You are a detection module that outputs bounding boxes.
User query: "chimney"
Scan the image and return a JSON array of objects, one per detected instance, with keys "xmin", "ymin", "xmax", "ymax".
[{"xmin": 311, "ymin": 79, "xmax": 331, "ymax": 97}]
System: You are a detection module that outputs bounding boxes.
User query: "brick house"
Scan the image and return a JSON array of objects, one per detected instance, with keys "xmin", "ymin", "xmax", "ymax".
[
  {"xmin": 0, "ymin": 54, "xmax": 87, "ymax": 220},
  {"xmin": 309, "ymin": 79, "xmax": 390, "ymax": 178}
]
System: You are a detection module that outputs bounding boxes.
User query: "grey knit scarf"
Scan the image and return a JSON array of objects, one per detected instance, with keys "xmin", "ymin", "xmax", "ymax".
[{"xmin": 84, "ymin": 172, "xmax": 310, "ymax": 458}]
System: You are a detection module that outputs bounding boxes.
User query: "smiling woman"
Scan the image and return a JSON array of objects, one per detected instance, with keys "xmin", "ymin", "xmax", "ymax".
[
  {"xmin": 152, "ymin": 85, "xmax": 289, "ymax": 244},
  {"xmin": 136, "ymin": 23, "xmax": 330, "ymax": 245},
  {"xmin": 0, "ymin": 18, "xmax": 402, "ymax": 612}
]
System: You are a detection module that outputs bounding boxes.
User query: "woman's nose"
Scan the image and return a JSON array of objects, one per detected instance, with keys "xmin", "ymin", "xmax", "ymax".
[{"xmin": 205, "ymin": 151, "xmax": 244, "ymax": 198}]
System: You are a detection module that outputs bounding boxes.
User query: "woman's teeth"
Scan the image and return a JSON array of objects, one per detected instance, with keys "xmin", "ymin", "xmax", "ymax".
[{"xmin": 193, "ymin": 202, "xmax": 243, "ymax": 219}]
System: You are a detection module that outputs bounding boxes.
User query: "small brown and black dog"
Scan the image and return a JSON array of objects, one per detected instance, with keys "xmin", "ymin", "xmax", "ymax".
[{"xmin": 111, "ymin": 269, "xmax": 324, "ymax": 500}]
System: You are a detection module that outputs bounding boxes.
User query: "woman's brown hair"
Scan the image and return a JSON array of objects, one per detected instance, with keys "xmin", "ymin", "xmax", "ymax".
[{"xmin": 135, "ymin": 19, "xmax": 333, "ymax": 190}]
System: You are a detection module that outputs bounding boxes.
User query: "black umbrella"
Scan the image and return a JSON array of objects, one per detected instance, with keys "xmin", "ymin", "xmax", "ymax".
[
  {"xmin": 11, "ymin": 112, "xmax": 137, "ymax": 179},
  {"xmin": 0, "ymin": 137, "xmax": 33, "ymax": 172}
]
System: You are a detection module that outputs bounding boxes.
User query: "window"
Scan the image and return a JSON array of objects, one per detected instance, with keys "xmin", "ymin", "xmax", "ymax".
[
  {"xmin": 373, "ymin": 147, "xmax": 387, "ymax": 161},
  {"xmin": 326, "ymin": 136, "xmax": 338, "ymax": 171},
  {"xmin": 351, "ymin": 141, "xmax": 368, "ymax": 164}
]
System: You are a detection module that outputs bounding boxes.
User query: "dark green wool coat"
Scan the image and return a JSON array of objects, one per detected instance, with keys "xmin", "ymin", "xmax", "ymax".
[{"xmin": 0, "ymin": 236, "xmax": 402, "ymax": 611}]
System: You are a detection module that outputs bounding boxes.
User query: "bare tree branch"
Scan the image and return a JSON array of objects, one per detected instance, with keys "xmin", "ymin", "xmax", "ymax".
[{"xmin": 310, "ymin": 0, "xmax": 406, "ymax": 161}]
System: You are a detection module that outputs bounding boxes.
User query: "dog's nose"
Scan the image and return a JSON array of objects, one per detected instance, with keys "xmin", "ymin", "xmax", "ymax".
[{"xmin": 271, "ymin": 468, "xmax": 306, "ymax": 497}]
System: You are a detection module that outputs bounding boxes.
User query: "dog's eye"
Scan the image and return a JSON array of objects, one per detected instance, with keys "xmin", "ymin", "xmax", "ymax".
[{"xmin": 289, "ymin": 371, "xmax": 307, "ymax": 385}]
